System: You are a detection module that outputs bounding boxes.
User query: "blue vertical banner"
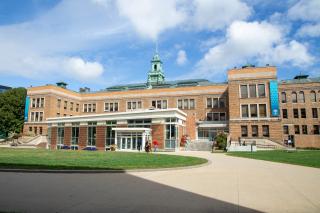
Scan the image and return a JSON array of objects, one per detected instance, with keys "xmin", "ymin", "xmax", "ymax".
[
  {"xmin": 24, "ymin": 96, "xmax": 30, "ymax": 121},
  {"xmin": 269, "ymin": 80, "xmax": 279, "ymax": 117}
]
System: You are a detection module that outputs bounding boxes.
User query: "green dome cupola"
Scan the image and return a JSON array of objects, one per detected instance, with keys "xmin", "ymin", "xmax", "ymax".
[{"xmin": 147, "ymin": 52, "xmax": 165, "ymax": 86}]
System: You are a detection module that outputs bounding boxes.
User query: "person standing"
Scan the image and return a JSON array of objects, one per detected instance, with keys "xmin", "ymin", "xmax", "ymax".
[
  {"xmin": 152, "ymin": 140, "xmax": 159, "ymax": 152},
  {"xmin": 137, "ymin": 139, "xmax": 142, "ymax": 152},
  {"xmin": 145, "ymin": 141, "xmax": 150, "ymax": 153}
]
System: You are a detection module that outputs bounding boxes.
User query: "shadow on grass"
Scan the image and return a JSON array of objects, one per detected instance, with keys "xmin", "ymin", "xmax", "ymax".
[{"xmin": 0, "ymin": 172, "xmax": 261, "ymax": 213}]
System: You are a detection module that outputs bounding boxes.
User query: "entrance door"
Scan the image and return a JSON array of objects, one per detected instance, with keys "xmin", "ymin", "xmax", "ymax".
[{"xmin": 121, "ymin": 137, "xmax": 132, "ymax": 150}]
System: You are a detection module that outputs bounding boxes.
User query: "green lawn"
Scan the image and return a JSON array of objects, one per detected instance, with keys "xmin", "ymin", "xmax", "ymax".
[
  {"xmin": 227, "ymin": 150, "xmax": 320, "ymax": 168},
  {"xmin": 0, "ymin": 148, "xmax": 207, "ymax": 170}
]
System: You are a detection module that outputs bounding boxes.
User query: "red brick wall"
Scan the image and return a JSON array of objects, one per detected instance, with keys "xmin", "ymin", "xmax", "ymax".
[
  {"xmin": 79, "ymin": 126, "xmax": 87, "ymax": 149},
  {"xmin": 96, "ymin": 126, "xmax": 106, "ymax": 150},
  {"xmin": 50, "ymin": 127, "xmax": 57, "ymax": 149},
  {"xmin": 64, "ymin": 127, "xmax": 71, "ymax": 146},
  {"xmin": 151, "ymin": 124, "xmax": 164, "ymax": 149}
]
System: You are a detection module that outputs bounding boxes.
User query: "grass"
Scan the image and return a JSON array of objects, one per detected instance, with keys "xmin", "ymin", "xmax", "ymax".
[
  {"xmin": 0, "ymin": 148, "xmax": 207, "ymax": 170},
  {"xmin": 227, "ymin": 150, "xmax": 320, "ymax": 168}
]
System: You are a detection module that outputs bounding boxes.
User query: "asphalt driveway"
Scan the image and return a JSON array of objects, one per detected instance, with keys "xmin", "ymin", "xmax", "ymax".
[{"xmin": 0, "ymin": 151, "xmax": 319, "ymax": 212}]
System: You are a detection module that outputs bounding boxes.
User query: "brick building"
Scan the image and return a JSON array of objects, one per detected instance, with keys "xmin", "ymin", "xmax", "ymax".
[{"xmin": 23, "ymin": 53, "xmax": 320, "ymax": 150}]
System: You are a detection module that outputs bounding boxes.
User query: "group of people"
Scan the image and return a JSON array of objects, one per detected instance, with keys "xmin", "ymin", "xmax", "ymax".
[{"xmin": 137, "ymin": 140, "xmax": 159, "ymax": 153}]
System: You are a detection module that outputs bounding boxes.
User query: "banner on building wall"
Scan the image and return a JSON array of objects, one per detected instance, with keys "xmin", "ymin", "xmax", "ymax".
[
  {"xmin": 24, "ymin": 96, "xmax": 30, "ymax": 121},
  {"xmin": 269, "ymin": 80, "xmax": 279, "ymax": 117}
]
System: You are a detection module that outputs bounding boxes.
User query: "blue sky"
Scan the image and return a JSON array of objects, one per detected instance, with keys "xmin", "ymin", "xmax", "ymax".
[{"xmin": 0, "ymin": 0, "xmax": 319, "ymax": 91}]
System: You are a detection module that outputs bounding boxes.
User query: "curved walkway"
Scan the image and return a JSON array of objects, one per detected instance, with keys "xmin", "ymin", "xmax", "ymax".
[{"xmin": 0, "ymin": 151, "xmax": 319, "ymax": 212}]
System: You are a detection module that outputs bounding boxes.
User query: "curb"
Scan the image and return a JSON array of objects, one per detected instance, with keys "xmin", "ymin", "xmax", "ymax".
[{"xmin": 0, "ymin": 160, "xmax": 211, "ymax": 174}]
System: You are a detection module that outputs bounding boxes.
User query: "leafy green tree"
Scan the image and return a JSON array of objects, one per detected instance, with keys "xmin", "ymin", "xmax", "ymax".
[
  {"xmin": 216, "ymin": 132, "xmax": 227, "ymax": 150},
  {"xmin": 0, "ymin": 88, "xmax": 26, "ymax": 137}
]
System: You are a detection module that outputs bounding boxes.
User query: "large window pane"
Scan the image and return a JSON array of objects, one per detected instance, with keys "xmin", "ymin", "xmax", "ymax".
[
  {"xmin": 292, "ymin": 92, "xmax": 297, "ymax": 103},
  {"xmin": 281, "ymin": 92, "xmax": 286, "ymax": 103},
  {"xmin": 298, "ymin": 91, "xmax": 305, "ymax": 103},
  {"xmin": 259, "ymin": 104, "xmax": 267, "ymax": 117},
  {"xmin": 241, "ymin": 85, "xmax": 248, "ymax": 98},
  {"xmin": 250, "ymin": 104, "xmax": 258, "ymax": 117},
  {"xmin": 310, "ymin": 91, "xmax": 316, "ymax": 102},
  {"xmin": 241, "ymin": 126, "xmax": 248, "ymax": 137},
  {"xmin": 252, "ymin": 125, "xmax": 258, "ymax": 137},
  {"xmin": 241, "ymin": 105, "xmax": 249, "ymax": 118},
  {"xmin": 262, "ymin": 125, "xmax": 269, "ymax": 137},
  {"xmin": 207, "ymin": 98, "xmax": 212, "ymax": 108},
  {"xmin": 213, "ymin": 98, "xmax": 219, "ymax": 108},
  {"xmin": 219, "ymin": 98, "xmax": 226, "ymax": 108},
  {"xmin": 258, "ymin": 84, "xmax": 266, "ymax": 97},
  {"xmin": 249, "ymin": 85, "xmax": 256, "ymax": 98}
]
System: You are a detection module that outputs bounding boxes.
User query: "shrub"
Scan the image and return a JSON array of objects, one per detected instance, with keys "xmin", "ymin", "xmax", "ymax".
[{"xmin": 216, "ymin": 132, "xmax": 227, "ymax": 150}]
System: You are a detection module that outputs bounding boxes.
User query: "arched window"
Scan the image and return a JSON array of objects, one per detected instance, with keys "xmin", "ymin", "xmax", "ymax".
[
  {"xmin": 281, "ymin": 92, "xmax": 286, "ymax": 103},
  {"xmin": 292, "ymin": 92, "xmax": 297, "ymax": 103},
  {"xmin": 310, "ymin": 91, "xmax": 316, "ymax": 102},
  {"xmin": 298, "ymin": 91, "xmax": 305, "ymax": 103},
  {"xmin": 154, "ymin": 64, "xmax": 157, "ymax": 70}
]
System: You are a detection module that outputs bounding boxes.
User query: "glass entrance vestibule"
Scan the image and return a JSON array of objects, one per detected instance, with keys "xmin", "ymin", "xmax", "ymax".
[{"xmin": 113, "ymin": 128, "xmax": 151, "ymax": 151}]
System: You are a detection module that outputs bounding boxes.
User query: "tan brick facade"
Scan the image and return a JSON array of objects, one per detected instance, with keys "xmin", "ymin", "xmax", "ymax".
[{"xmin": 24, "ymin": 65, "xmax": 320, "ymax": 149}]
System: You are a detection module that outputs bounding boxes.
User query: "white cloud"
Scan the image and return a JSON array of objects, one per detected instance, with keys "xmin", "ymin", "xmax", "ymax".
[
  {"xmin": 176, "ymin": 50, "xmax": 187, "ymax": 65},
  {"xmin": 296, "ymin": 23, "xmax": 320, "ymax": 37},
  {"xmin": 189, "ymin": 21, "xmax": 314, "ymax": 79},
  {"xmin": 116, "ymin": 0, "xmax": 186, "ymax": 40},
  {"xmin": 0, "ymin": 0, "xmax": 129, "ymax": 82},
  {"xmin": 64, "ymin": 57, "xmax": 104, "ymax": 80},
  {"xmin": 191, "ymin": 0, "xmax": 251, "ymax": 31},
  {"xmin": 288, "ymin": 0, "xmax": 320, "ymax": 22}
]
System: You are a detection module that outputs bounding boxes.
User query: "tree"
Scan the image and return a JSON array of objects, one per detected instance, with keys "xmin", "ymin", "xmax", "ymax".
[
  {"xmin": 215, "ymin": 132, "xmax": 227, "ymax": 150},
  {"xmin": 0, "ymin": 87, "xmax": 26, "ymax": 137}
]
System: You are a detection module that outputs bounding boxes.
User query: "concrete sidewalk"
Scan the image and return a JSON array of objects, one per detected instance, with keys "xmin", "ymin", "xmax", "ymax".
[{"xmin": 130, "ymin": 151, "xmax": 320, "ymax": 213}]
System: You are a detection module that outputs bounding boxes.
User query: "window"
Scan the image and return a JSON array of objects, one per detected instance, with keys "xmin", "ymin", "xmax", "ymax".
[
  {"xmin": 258, "ymin": 84, "xmax": 266, "ymax": 97},
  {"xmin": 294, "ymin": 125, "xmax": 300, "ymax": 134},
  {"xmin": 151, "ymin": 100, "xmax": 168, "ymax": 109},
  {"xmin": 32, "ymin": 98, "xmax": 36, "ymax": 108},
  {"xmin": 312, "ymin": 108, "xmax": 318, "ymax": 118},
  {"xmin": 310, "ymin": 91, "xmax": 316, "ymax": 102},
  {"xmin": 71, "ymin": 123, "xmax": 79, "ymax": 146},
  {"xmin": 241, "ymin": 126, "xmax": 248, "ymax": 137},
  {"xmin": 219, "ymin": 98, "xmax": 226, "ymax": 108},
  {"xmin": 249, "ymin": 84, "xmax": 256, "ymax": 98},
  {"xmin": 292, "ymin": 92, "xmax": 297, "ymax": 103},
  {"xmin": 259, "ymin": 104, "xmax": 267, "ymax": 117},
  {"xmin": 70, "ymin": 102, "xmax": 74, "ymax": 111},
  {"xmin": 212, "ymin": 98, "xmax": 218, "ymax": 108},
  {"xmin": 282, "ymin": 109, "xmax": 288, "ymax": 119},
  {"xmin": 250, "ymin": 104, "xmax": 258, "ymax": 117},
  {"xmin": 30, "ymin": 112, "xmax": 34, "ymax": 122},
  {"xmin": 298, "ymin": 91, "xmax": 305, "ymax": 103},
  {"xmin": 30, "ymin": 112, "xmax": 44, "ymax": 122},
  {"xmin": 165, "ymin": 123, "xmax": 177, "ymax": 149},
  {"xmin": 36, "ymin": 98, "xmax": 40, "ymax": 108},
  {"xmin": 64, "ymin": 101, "xmax": 67, "ymax": 110},
  {"xmin": 128, "ymin": 119, "xmax": 151, "ymax": 128},
  {"xmin": 300, "ymin": 108, "xmax": 306, "ymax": 118},
  {"xmin": 293, "ymin": 108, "xmax": 299, "ymax": 118},
  {"xmin": 40, "ymin": 98, "xmax": 44, "ymax": 107},
  {"xmin": 283, "ymin": 125, "xmax": 289, "ymax": 134},
  {"xmin": 76, "ymin": 103, "xmax": 79, "ymax": 112},
  {"xmin": 57, "ymin": 125, "xmax": 64, "ymax": 147},
  {"xmin": 240, "ymin": 85, "xmax": 248, "ymax": 98},
  {"xmin": 252, "ymin": 125, "xmax": 258, "ymax": 137},
  {"xmin": 313, "ymin": 125, "xmax": 320, "ymax": 135},
  {"xmin": 281, "ymin": 92, "xmax": 286, "ymax": 103},
  {"xmin": 29, "ymin": 127, "xmax": 32, "ymax": 132},
  {"xmin": 206, "ymin": 112, "xmax": 226, "ymax": 121},
  {"xmin": 207, "ymin": 98, "xmax": 212, "ymax": 108},
  {"xmin": 87, "ymin": 122, "xmax": 96, "ymax": 146},
  {"xmin": 57, "ymin": 99, "xmax": 61, "ymax": 108},
  {"xmin": 105, "ymin": 102, "xmax": 119, "ymax": 112},
  {"xmin": 302, "ymin": 125, "xmax": 308, "ymax": 135},
  {"xmin": 241, "ymin": 105, "xmax": 249, "ymax": 118},
  {"xmin": 127, "ymin": 101, "xmax": 142, "ymax": 110},
  {"xmin": 177, "ymin": 99, "xmax": 195, "ymax": 110},
  {"xmin": 189, "ymin": 99, "xmax": 195, "ymax": 109},
  {"xmin": 262, "ymin": 125, "xmax": 269, "ymax": 137},
  {"xmin": 106, "ymin": 121, "xmax": 116, "ymax": 147},
  {"xmin": 220, "ymin": 112, "xmax": 226, "ymax": 121},
  {"xmin": 178, "ymin": 99, "xmax": 183, "ymax": 109},
  {"xmin": 83, "ymin": 103, "xmax": 96, "ymax": 112}
]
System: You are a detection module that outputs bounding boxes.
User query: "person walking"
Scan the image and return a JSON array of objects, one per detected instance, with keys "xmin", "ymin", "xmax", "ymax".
[
  {"xmin": 152, "ymin": 140, "xmax": 159, "ymax": 152},
  {"xmin": 137, "ymin": 140, "xmax": 142, "ymax": 152},
  {"xmin": 145, "ymin": 141, "xmax": 150, "ymax": 153}
]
